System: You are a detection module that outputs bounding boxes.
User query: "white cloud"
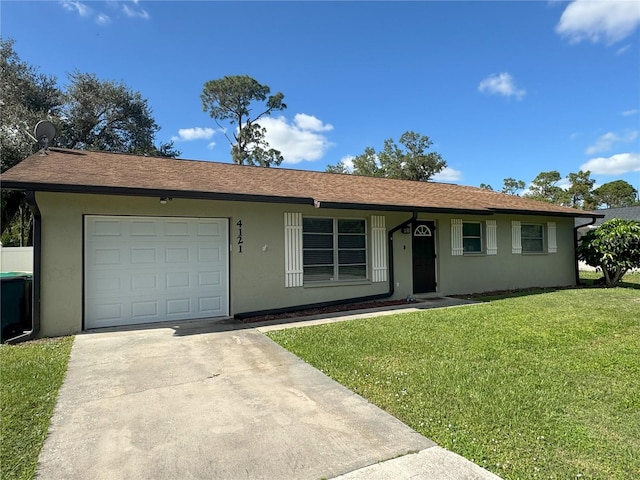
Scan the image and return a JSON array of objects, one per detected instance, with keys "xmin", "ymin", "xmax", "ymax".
[
  {"xmin": 96, "ymin": 13, "xmax": 111, "ymax": 25},
  {"xmin": 622, "ymin": 109, "xmax": 639, "ymax": 116},
  {"xmin": 60, "ymin": 1, "xmax": 90, "ymax": 17},
  {"xmin": 207, "ymin": 141, "xmax": 216, "ymax": 149},
  {"xmin": 585, "ymin": 130, "xmax": 638, "ymax": 155},
  {"xmin": 122, "ymin": 3, "xmax": 150, "ymax": 19},
  {"xmin": 340, "ymin": 156, "xmax": 355, "ymax": 173},
  {"xmin": 556, "ymin": 0, "xmax": 640, "ymax": 45},
  {"xmin": 293, "ymin": 113, "xmax": 334, "ymax": 132},
  {"xmin": 556, "ymin": 177, "xmax": 572, "ymax": 190},
  {"xmin": 432, "ymin": 167, "xmax": 462, "ymax": 182},
  {"xmin": 171, "ymin": 127, "xmax": 216, "ymax": 142},
  {"xmin": 616, "ymin": 43, "xmax": 632, "ymax": 55},
  {"xmin": 257, "ymin": 114, "xmax": 334, "ymax": 164},
  {"xmin": 60, "ymin": 0, "xmax": 149, "ymax": 23},
  {"xmin": 580, "ymin": 152, "xmax": 640, "ymax": 175},
  {"xmin": 478, "ymin": 72, "xmax": 526, "ymax": 100}
]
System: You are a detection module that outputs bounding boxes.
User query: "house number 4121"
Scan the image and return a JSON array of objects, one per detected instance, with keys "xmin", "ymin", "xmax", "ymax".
[{"xmin": 236, "ymin": 220, "xmax": 243, "ymax": 253}]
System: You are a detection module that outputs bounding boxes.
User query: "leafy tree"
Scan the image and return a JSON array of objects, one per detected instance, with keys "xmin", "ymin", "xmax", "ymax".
[
  {"xmin": 326, "ymin": 131, "xmax": 446, "ymax": 181},
  {"xmin": 153, "ymin": 140, "xmax": 181, "ymax": 158},
  {"xmin": 1, "ymin": 41, "xmax": 179, "ymax": 243},
  {"xmin": 591, "ymin": 180, "xmax": 638, "ymax": 208},
  {"xmin": 1, "ymin": 38, "xmax": 62, "ymax": 172},
  {"xmin": 57, "ymin": 71, "xmax": 170, "ymax": 156},
  {"xmin": 1, "ymin": 38, "xmax": 63, "ymax": 245},
  {"xmin": 325, "ymin": 161, "xmax": 351, "ymax": 174},
  {"xmin": 479, "ymin": 183, "xmax": 493, "ymax": 190},
  {"xmin": 502, "ymin": 178, "xmax": 525, "ymax": 196},
  {"xmin": 201, "ymin": 75, "xmax": 286, "ymax": 167},
  {"xmin": 566, "ymin": 170, "xmax": 595, "ymax": 209},
  {"xmin": 578, "ymin": 219, "xmax": 640, "ymax": 287},
  {"xmin": 350, "ymin": 146, "xmax": 386, "ymax": 177},
  {"xmin": 524, "ymin": 170, "xmax": 570, "ymax": 205}
]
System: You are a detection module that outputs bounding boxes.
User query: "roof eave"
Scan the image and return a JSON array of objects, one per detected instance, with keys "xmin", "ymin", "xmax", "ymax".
[
  {"xmin": 0, "ymin": 181, "xmax": 315, "ymax": 206},
  {"xmin": 315, "ymin": 201, "xmax": 493, "ymax": 215},
  {"xmin": 489, "ymin": 208, "xmax": 605, "ymax": 218},
  {"xmin": 3, "ymin": 181, "xmax": 605, "ymax": 218}
]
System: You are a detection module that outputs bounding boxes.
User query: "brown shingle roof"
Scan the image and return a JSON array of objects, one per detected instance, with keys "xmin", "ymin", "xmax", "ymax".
[{"xmin": 1, "ymin": 148, "xmax": 597, "ymax": 217}]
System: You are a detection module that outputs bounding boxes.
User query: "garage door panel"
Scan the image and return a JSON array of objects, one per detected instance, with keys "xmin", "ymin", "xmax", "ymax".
[
  {"xmin": 130, "ymin": 220, "xmax": 156, "ymax": 236},
  {"xmin": 164, "ymin": 220, "xmax": 190, "ymax": 236},
  {"xmin": 166, "ymin": 272, "xmax": 190, "ymax": 288},
  {"xmin": 131, "ymin": 248, "xmax": 157, "ymax": 264},
  {"xmin": 166, "ymin": 298, "xmax": 192, "ymax": 315},
  {"xmin": 198, "ymin": 271, "xmax": 221, "ymax": 287},
  {"xmin": 131, "ymin": 301, "xmax": 159, "ymax": 319},
  {"xmin": 166, "ymin": 247, "xmax": 190, "ymax": 263},
  {"xmin": 92, "ymin": 219, "xmax": 122, "ymax": 236},
  {"xmin": 94, "ymin": 276, "xmax": 122, "ymax": 292},
  {"xmin": 85, "ymin": 216, "xmax": 229, "ymax": 329},
  {"xmin": 197, "ymin": 221, "xmax": 221, "ymax": 236},
  {"xmin": 93, "ymin": 248, "xmax": 122, "ymax": 265},
  {"xmin": 198, "ymin": 246, "xmax": 222, "ymax": 262},
  {"xmin": 131, "ymin": 273, "xmax": 158, "ymax": 291},
  {"xmin": 93, "ymin": 303, "xmax": 123, "ymax": 323},
  {"xmin": 199, "ymin": 296, "xmax": 222, "ymax": 313}
]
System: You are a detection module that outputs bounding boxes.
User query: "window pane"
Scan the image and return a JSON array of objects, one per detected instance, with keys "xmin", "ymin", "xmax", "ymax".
[
  {"xmin": 338, "ymin": 249, "xmax": 366, "ymax": 264},
  {"xmin": 303, "ymin": 250, "xmax": 333, "ymax": 265},
  {"xmin": 522, "ymin": 224, "xmax": 543, "ymax": 252},
  {"xmin": 522, "ymin": 239, "xmax": 544, "ymax": 253},
  {"xmin": 463, "ymin": 222, "xmax": 481, "ymax": 237},
  {"xmin": 303, "ymin": 233, "xmax": 333, "ymax": 249},
  {"xmin": 463, "ymin": 238, "xmax": 482, "ymax": 252},
  {"xmin": 338, "ymin": 219, "xmax": 365, "ymax": 234},
  {"xmin": 304, "ymin": 266, "xmax": 334, "ymax": 282},
  {"xmin": 338, "ymin": 234, "xmax": 365, "ymax": 249},
  {"xmin": 303, "ymin": 218, "xmax": 333, "ymax": 233},
  {"xmin": 338, "ymin": 265, "xmax": 367, "ymax": 280},
  {"xmin": 522, "ymin": 224, "xmax": 543, "ymax": 238},
  {"xmin": 302, "ymin": 217, "xmax": 367, "ymax": 282}
]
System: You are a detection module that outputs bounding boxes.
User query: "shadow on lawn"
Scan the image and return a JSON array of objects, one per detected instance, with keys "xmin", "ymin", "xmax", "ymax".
[{"xmin": 460, "ymin": 273, "xmax": 640, "ymax": 302}]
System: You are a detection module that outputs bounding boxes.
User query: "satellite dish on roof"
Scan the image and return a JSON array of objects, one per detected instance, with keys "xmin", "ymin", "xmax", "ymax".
[{"xmin": 34, "ymin": 120, "xmax": 56, "ymax": 154}]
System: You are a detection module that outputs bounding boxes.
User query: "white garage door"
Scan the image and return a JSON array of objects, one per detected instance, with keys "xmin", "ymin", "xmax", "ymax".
[{"xmin": 85, "ymin": 216, "xmax": 229, "ymax": 329}]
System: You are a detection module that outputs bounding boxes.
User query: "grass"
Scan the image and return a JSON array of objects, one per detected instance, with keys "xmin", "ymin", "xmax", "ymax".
[
  {"xmin": 0, "ymin": 271, "xmax": 637, "ymax": 479},
  {"xmin": 267, "ymin": 274, "xmax": 640, "ymax": 480},
  {"xmin": 0, "ymin": 337, "xmax": 74, "ymax": 480},
  {"xmin": 578, "ymin": 270, "xmax": 640, "ymax": 289}
]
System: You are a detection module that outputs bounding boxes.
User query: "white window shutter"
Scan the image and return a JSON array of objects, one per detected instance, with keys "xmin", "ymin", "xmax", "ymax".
[
  {"xmin": 547, "ymin": 222, "xmax": 557, "ymax": 253},
  {"xmin": 371, "ymin": 215, "xmax": 387, "ymax": 282},
  {"xmin": 284, "ymin": 212, "xmax": 303, "ymax": 287},
  {"xmin": 451, "ymin": 219, "xmax": 463, "ymax": 256},
  {"xmin": 486, "ymin": 220, "xmax": 497, "ymax": 255},
  {"xmin": 512, "ymin": 221, "xmax": 522, "ymax": 254}
]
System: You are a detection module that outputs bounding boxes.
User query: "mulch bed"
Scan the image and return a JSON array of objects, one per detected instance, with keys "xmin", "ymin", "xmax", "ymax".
[{"xmin": 241, "ymin": 298, "xmax": 420, "ymax": 323}]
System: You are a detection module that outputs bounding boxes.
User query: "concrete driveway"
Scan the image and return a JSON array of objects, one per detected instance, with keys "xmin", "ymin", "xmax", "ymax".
[{"xmin": 37, "ymin": 317, "xmax": 501, "ymax": 480}]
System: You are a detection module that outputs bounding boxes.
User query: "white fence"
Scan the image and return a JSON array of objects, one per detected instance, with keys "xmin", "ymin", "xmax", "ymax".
[{"xmin": 0, "ymin": 246, "xmax": 34, "ymax": 272}]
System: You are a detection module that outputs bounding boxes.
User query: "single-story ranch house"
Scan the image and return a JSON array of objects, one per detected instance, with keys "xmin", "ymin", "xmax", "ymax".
[{"xmin": 1, "ymin": 148, "xmax": 601, "ymax": 340}]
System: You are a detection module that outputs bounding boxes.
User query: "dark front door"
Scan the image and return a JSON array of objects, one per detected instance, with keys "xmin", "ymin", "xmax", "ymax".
[{"xmin": 412, "ymin": 221, "xmax": 436, "ymax": 293}]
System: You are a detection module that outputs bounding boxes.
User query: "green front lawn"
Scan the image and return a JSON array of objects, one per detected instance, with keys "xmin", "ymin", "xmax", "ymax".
[
  {"xmin": 0, "ymin": 337, "xmax": 73, "ymax": 480},
  {"xmin": 268, "ymin": 279, "xmax": 640, "ymax": 479},
  {"xmin": 579, "ymin": 270, "xmax": 640, "ymax": 288}
]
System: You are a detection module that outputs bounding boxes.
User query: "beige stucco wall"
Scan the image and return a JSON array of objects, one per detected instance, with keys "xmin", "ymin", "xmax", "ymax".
[
  {"xmin": 35, "ymin": 192, "xmax": 413, "ymax": 337},
  {"xmin": 34, "ymin": 192, "xmax": 578, "ymax": 337},
  {"xmin": 418, "ymin": 214, "xmax": 576, "ymax": 296}
]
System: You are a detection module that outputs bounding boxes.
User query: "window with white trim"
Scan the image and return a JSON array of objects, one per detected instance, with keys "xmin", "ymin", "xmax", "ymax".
[
  {"xmin": 521, "ymin": 224, "xmax": 544, "ymax": 253},
  {"xmin": 463, "ymin": 222, "xmax": 483, "ymax": 253},
  {"xmin": 452, "ymin": 219, "xmax": 497, "ymax": 255},
  {"xmin": 303, "ymin": 218, "xmax": 367, "ymax": 282}
]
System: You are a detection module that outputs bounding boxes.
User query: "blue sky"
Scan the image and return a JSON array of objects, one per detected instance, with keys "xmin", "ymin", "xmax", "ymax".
[{"xmin": 2, "ymin": 1, "xmax": 639, "ymax": 193}]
